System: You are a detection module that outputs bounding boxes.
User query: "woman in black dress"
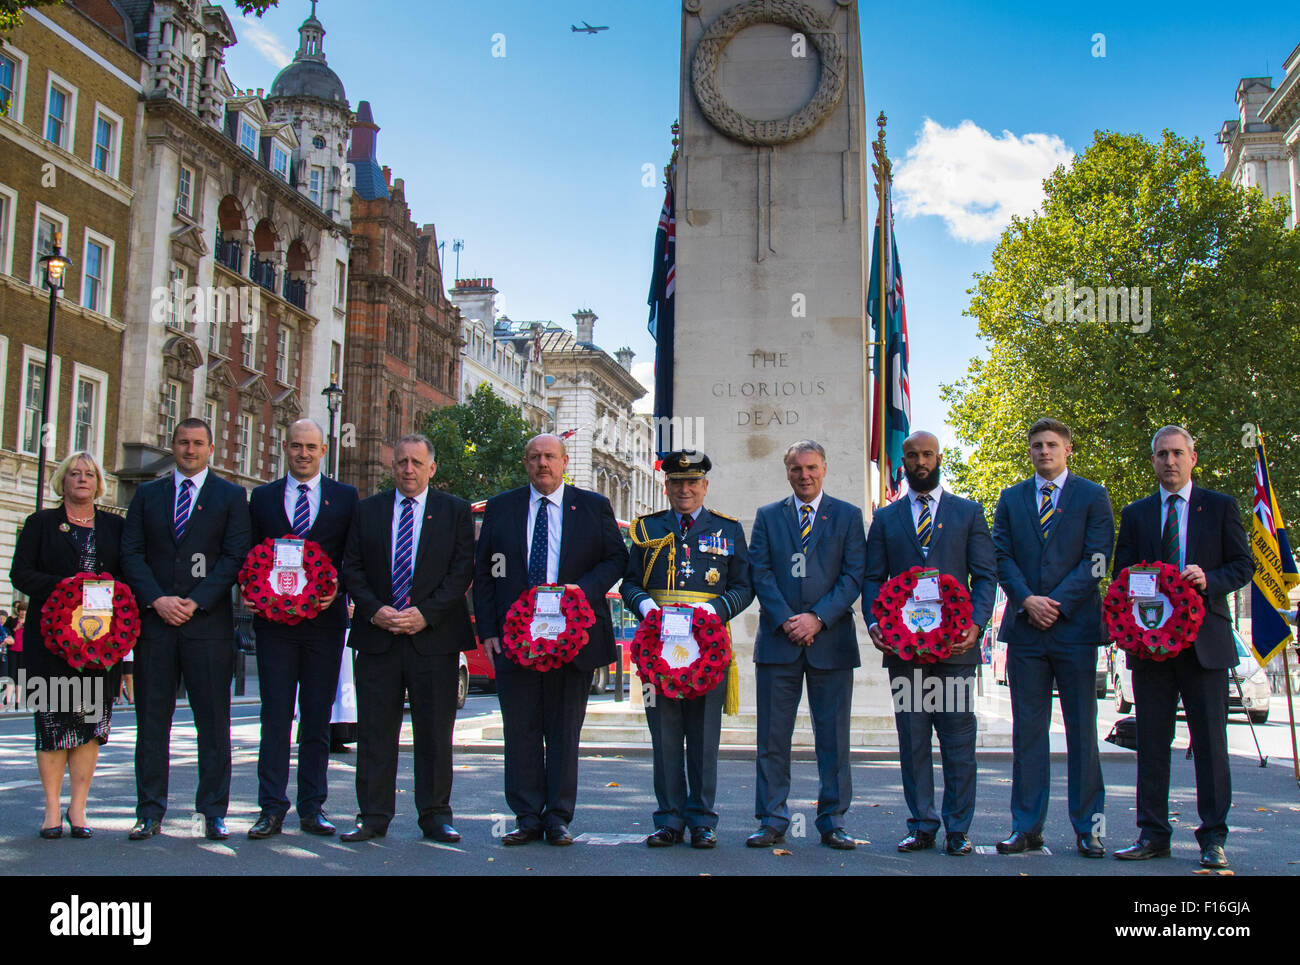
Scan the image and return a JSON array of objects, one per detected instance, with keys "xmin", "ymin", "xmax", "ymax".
[{"xmin": 10, "ymin": 452, "xmax": 125, "ymax": 838}]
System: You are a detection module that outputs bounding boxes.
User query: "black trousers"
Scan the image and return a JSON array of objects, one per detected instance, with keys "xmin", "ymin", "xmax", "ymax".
[
  {"xmin": 888, "ymin": 662, "xmax": 977, "ymax": 836},
  {"xmin": 255, "ymin": 628, "xmax": 346, "ymax": 818},
  {"xmin": 354, "ymin": 643, "xmax": 458, "ymax": 832},
  {"xmin": 134, "ymin": 632, "xmax": 233, "ymax": 820},
  {"xmin": 1132, "ymin": 647, "xmax": 1231, "ymax": 848},
  {"xmin": 646, "ymin": 682, "xmax": 725, "ymax": 831},
  {"xmin": 494, "ymin": 655, "xmax": 591, "ymax": 830}
]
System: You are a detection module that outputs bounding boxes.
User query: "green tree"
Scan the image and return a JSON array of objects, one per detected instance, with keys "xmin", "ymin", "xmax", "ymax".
[
  {"xmin": 1, "ymin": 0, "xmax": 277, "ymax": 34},
  {"xmin": 420, "ymin": 383, "xmax": 533, "ymax": 501},
  {"xmin": 942, "ymin": 130, "xmax": 1300, "ymax": 529}
]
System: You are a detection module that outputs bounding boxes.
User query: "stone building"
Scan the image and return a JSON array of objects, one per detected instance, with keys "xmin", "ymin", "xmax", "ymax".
[
  {"xmin": 339, "ymin": 100, "xmax": 463, "ymax": 493},
  {"xmin": 113, "ymin": 0, "xmax": 353, "ymax": 501},
  {"xmin": 1218, "ymin": 74, "xmax": 1295, "ymax": 227},
  {"xmin": 448, "ymin": 276, "xmax": 547, "ymax": 427},
  {"xmin": 0, "ymin": 1, "xmax": 145, "ymax": 604},
  {"xmin": 539, "ymin": 310, "xmax": 664, "ymax": 520}
]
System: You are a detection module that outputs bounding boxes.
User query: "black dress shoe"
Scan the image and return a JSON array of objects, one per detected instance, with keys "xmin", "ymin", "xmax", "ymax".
[
  {"xmin": 340, "ymin": 824, "xmax": 387, "ymax": 843},
  {"xmin": 1077, "ymin": 832, "xmax": 1105, "ymax": 858},
  {"xmin": 40, "ymin": 825, "xmax": 63, "ymax": 840},
  {"xmin": 1114, "ymin": 839, "xmax": 1171, "ymax": 861},
  {"xmin": 691, "ymin": 827, "xmax": 718, "ymax": 849},
  {"xmin": 897, "ymin": 831, "xmax": 936, "ymax": 852},
  {"xmin": 204, "ymin": 817, "xmax": 229, "ymax": 841},
  {"xmin": 1199, "ymin": 844, "xmax": 1228, "ymax": 869},
  {"xmin": 996, "ymin": 830, "xmax": 1044, "ymax": 854},
  {"xmin": 128, "ymin": 817, "xmax": 162, "ymax": 841},
  {"xmin": 645, "ymin": 827, "xmax": 683, "ymax": 847},
  {"xmin": 746, "ymin": 826, "xmax": 786, "ymax": 848},
  {"xmin": 299, "ymin": 813, "xmax": 336, "ymax": 836},
  {"xmin": 821, "ymin": 828, "xmax": 856, "ymax": 850},
  {"xmin": 248, "ymin": 813, "xmax": 284, "ymax": 839},
  {"xmin": 501, "ymin": 827, "xmax": 542, "ymax": 846},
  {"xmin": 944, "ymin": 833, "xmax": 972, "ymax": 856},
  {"xmin": 66, "ymin": 811, "xmax": 92, "ymax": 839},
  {"xmin": 423, "ymin": 823, "xmax": 461, "ymax": 843},
  {"xmin": 545, "ymin": 825, "xmax": 574, "ymax": 846}
]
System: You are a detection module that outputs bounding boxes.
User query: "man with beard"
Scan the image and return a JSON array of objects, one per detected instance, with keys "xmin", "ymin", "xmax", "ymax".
[
  {"xmin": 863, "ymin": 431, "xmax": 996, "ymax": 855},
  {"xmin": 991, "ymin": 418, "xmax": 1114, "ymax": 858}
]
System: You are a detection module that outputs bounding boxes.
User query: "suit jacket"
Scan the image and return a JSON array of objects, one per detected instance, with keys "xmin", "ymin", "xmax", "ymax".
[
  {"xmin": 341, "ymin": 489, "xmax": 475, "ymax": 656},
  {"xmin": 249, "ymin": 476, "xmax": 358, "ymax": 636},
  {"xmin": 863, "ymin": 491, "xmax": 997, "ymax": 666},
  {"xmin": 992, "ymin": 473, "xmax": 1114, "ymax": 646},
  {"xmin": 1113, "ymin": 485, "xmax": 1252, "ymax": 670},
  {"xmin": 749, "ymin": 493, "xmax": 867, "ymax": 670},
  {"xmin": 621, "ymin": 506, "xmax": 754, "ymax": 622},
  {"xmin": 120, "ymin": 471, "xmax": 251, "ymax": 641},
  {"xmin": 473, "ymin": 484, "xmax": 628, "ymax": 673},
  {"xmin": 9, "ymin": 507, "xmax": 125, "ymax": 679}
]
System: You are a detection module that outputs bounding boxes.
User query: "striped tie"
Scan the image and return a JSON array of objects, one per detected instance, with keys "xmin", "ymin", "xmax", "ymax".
[
  {"xmin": 1161, "ymin": 494, "xmax": 1181, "ymax": 566},
  {"xmin": 392, "ymin": 496, "xmax": 415, "ymax": 610},
  {"xmin": 1038, "ymin": 483, "xmax": 1056, "ymax": 538},
  {"xmin": 799, "ymin": 504, "xmax": 813, "ymax": 551},
  {"xmin": 291, "ymin": 483, "xmax": 311, "ymax": 537},
  {"xmin": 174, "ymin": 478, "xmax": 194, "ymax": 541},
  {"xmin": 915, "ymin": 493, "xmax": 932, "ymax": 553}
]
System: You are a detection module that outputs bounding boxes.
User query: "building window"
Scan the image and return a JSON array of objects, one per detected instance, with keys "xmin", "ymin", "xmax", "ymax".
[
  {"xmin": 45, "ymin": 83, "xmax": 69, "ymax": 147},
  {"xmin": 0, "ymin": 183, "xmax": 14, "ymax": 277},
  {"xmin": 31, "ymin": 205, "xmax": 68, "ymax": 290},
  {"xmin": 0, "ymin": 52, "xmax": 17, "ymax": 117},
  {"xmin": 241, "ymin": 325, "xmax": 254, "ymax": 370},
  {"xmin": 309, "ymin": 166, "xmax": 323, "ymax": 206},
  {"xmin": 21, "ymin": 355, "xmax": 56, "ymax": 454},
  {"xmin": 81, "ymin": 235, "xmax": 111, "ymax": 314},
  {"xmin": 72, "ymin": 365, "xmax": 107, "ymax": 462},
  {"xmin": 275, "ymin": 327, "xmax": 290, "ymax": 383},
  {"xmin": 271, "ymin": 423, "xmax": 285, "ymax": 478},
  {"xmin": 237, "ymin": 413, "xmax": 253, "ymax": 475},
  {"xmin": 92, "ymin": 105, "xmax": 122, "ymax": 178},
  {"xmin": 386, "ymin": 312, "xmax": 408, "ymax": 358},
  {"xmin": 177, "ymin": 166, "xmax": 193, "ymax": 217},
  {"xmin": 161, "ymin": 380, "xmax": 181, "ymax": 445},
  {"xmin": 331, "ymin": 341, "xmax": 342, "ymax": 380},
  {"xmin": 169, "ymin": 262, "xmax": 187, "ymax": 332},
  {"xmin": 386, "ymin": 392, "xmax": 400, "ymax": 445},
  {"xmin": 335, "ymin": 260, "xmax": 346, "ymax": 305},
  {"xmin": 203, "ymin": 399, "xmax": 217, "ymax": 437},
  {"xmin": 271, "ymin": 144, "xmax": 289, "ymax": 182},
  {"xmin": 239, "ymin": 118, "xmax": 258, "ymax": 155}
]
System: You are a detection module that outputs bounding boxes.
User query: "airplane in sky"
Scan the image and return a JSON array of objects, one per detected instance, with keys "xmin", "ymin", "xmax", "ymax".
[{"xmin": 571, "ymin": 21, "xmax": 609, "ymax": 34}]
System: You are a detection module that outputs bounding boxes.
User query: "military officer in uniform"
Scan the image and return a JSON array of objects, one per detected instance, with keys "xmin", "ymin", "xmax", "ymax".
[{"xmin": 622, "ymin": 451, "xmax": 754, "ymax": 848}]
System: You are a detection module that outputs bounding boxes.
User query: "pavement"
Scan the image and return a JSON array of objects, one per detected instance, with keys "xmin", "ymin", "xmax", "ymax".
[{"xmin": 2, "ymin": 688, "xmax": 1299, "ymax": 876}]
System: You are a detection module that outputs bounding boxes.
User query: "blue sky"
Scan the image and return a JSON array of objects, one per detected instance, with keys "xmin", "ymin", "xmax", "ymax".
[{"xmin": 224, "ymin": 0, "xmax": 1300, "ymax": 442}]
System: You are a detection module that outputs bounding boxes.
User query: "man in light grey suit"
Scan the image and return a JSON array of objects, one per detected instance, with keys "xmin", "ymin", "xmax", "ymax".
[
  {"xmin": 746, "ymin": 441, "xmax": 867, "ymax": 850},
  {"xmin": 863, "ymin": 431, "xmax": 997, "ymax": 856}
]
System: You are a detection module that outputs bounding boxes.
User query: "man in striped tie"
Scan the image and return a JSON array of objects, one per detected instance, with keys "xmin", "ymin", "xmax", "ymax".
[
  {"xmin": 991, "ymin": 418, "xmax": 1114, "ymax": 858},
  {"xmin": 339, "ymin": 434, "xmax": 476, "ymax": 842}
]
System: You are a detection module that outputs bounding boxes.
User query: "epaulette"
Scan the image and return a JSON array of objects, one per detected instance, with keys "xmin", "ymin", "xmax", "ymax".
[{"xmin": 706, "ymin": 508, "xmax": 739, "ymax": 522}]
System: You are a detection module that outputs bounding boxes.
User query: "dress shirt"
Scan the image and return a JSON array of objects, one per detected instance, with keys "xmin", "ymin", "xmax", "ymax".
[
  {"xmin": 525, "ymin": 484, "xmax": 564, "ymax": 585},
  {"xmin": 391, "ymin": 487, "xmax": 429, "ymax": 572},
  {"xmin": 907, "ymin": 484, "xmax": 943, "ymax": 533},
  {"xmin": 173, "ymin": 466, "xmax": 209, "ymax": 514},
  {"xmin": 1158, "ymin": 480, "xmax": 1193, "ymax": 572},
  {"xmin": 1033, "ymin": 469, "xmax": 1069, "ymax": 512},
  {"xmin": 795, "ymin": 491, "xmax": 824, "ymax": 533},
  {"xmin": 284, "ymin": 472, "xmax": 323, "ymax": 532}
]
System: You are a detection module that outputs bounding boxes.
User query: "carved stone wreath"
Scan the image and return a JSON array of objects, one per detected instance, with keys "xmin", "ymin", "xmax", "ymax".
[{"xmin": 690, "ymin": 0, "xmax": 846, "ymax": 146}]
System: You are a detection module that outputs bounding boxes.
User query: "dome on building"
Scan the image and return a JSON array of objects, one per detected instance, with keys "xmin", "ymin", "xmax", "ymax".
[{"xmin": 267, "ymin": 5, "xmax": 347, "ymax": 106}]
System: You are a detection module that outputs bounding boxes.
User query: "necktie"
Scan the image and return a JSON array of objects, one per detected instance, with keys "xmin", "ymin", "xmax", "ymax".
[
  {"xmin": 1038, "ymin": 483, "xmax": 1056, "ymax": 538},
  {"xmin": 291, "ymin": 483, "xmax": 311, "ymax": 537},
  {"xmin": 174, "ymin": 478, "xmax": 193, "ymax": 541},
  {"xmin": 915, "ymin": 494, "xmax": 932, "ymax": 553},
  {"xmin": 528, "ymin": 497, "xmax": 549, "ymax": 587},
  {"xmin": 680, "ymin": 513, "xmax": 694, "ymax": 537},
  {"xmin": 799, "ymin": 504, "xmax": 813, "ymax": 551},
  {"xmin": 392, "ymin": 496, "xmax": 414, "ymax": 610},
  {"xmin": 1162, "ymin": 494, "xmax": 1181, "ymax": 566}
]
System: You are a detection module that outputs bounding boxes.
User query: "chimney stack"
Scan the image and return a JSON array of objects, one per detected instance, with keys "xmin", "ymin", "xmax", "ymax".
[
  {"xmin": 615, "ymin": 346, "xmax": 634, "ymax": 372},
  {"xmin": 573, "ymin": 308, "xmax": 596, "ymax": 345}
]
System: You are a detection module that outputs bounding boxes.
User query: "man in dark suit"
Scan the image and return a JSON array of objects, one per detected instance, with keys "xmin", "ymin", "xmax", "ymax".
[
  {"xmin": 745, "ymin": 441, "xmax": 865, "ymax": 850},
  {"xmin": 1113, "ymin": 425, "xmax": 1251, "ymax": 869},
  {"xmin": 622, "ymin": 450, "xmax": 753, "ymax": 848},
  {"xmin": 247, "ymin": 418, "xmax": 358, "ymax": 839},
  {"xmin": 473, "ymin": 434, "xmax": 628, "ymax": 845},
  {"xmin": 864, "ymin": 431, "xmax": 996, "ymax": 856},
  {"xmin": 339, "ymin": 433, "xmax": 474, "ymax": 842},
  {"xmin": 991, "ymin": 417, "xmax": 1114, "ymax": 858},
  {"xmin": 120, "ymin": 418, "xmax": 251, "ymax": 840}
]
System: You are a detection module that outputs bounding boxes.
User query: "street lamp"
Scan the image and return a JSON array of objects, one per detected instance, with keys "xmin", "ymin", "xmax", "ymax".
[
  {"xmin": 322, "ymin": 373, "xmax": 344, "ymax": 478},
  {"xmin": 35, "ymin": 235, "xmax": 72, "ymax": 513}
]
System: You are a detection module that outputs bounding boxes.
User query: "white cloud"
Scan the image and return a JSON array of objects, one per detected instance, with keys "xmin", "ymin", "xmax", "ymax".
[
  {"xmin": 239, "ymin": 17, "xmax": 292, "ymax": 71},
  {"xmin": 631, "ymin": 360, "xmax": 655, "ymax": 415},
  {"xmin": 893, "ymin": 119, "xmax": 1074, "ymax": 244}
]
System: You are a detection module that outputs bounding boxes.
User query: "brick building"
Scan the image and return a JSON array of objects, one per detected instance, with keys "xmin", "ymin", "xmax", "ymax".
[
  {"xmin": 0, "ymin": 1, "xmax": 145, "ymax": 604},
  {"xmin": 339, "ymin": 100, "xmax": 463, "ymax": 493}
]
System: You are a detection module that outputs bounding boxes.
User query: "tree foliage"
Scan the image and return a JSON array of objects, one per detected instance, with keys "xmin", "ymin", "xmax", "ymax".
[
  {"xmin": 421, "ymin": 383, "xmax": 533, "ymax": 501},
  {"xmin": 942, "ymin": 130, "xmax": 1300, "ymax": 528}
]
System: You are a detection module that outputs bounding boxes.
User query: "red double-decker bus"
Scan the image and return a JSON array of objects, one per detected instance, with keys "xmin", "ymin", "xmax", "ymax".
[{"xmin": 465, "ymin": 501, "xmax": 637, "ymax": 694}]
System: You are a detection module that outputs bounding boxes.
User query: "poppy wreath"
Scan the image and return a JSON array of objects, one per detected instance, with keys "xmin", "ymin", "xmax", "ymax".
[
  {"xmin": 501, "ymin": 586, "xmax": 598, "ymax": 671},
  {"xmin": 237, "ymin": 537, "xmax": 338, "ymax": 626},
  {"xmin": 630, "ymin": 606, "xmax": 731, "ymax": 700},
  {"xmin": 871, "ymin": 566, "xmax": 975, "ymax": 664},
  {"xmin": 39, "ymin": 572, "xmax": 141, "ymax": 670},
  {"xmin": 1105, "ymin": 562, "xmax": 1204, "ymax": 662}
]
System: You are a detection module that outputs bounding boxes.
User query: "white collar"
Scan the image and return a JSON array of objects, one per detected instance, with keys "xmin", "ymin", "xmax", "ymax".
[
  {"xmin": 794, "ymin": 491, "xmax": 824, "ymax": 514},
  {"xmin": 288, "ymin": 472, "xmax": 322, "ymax": 492},
  {"xmin": 1159, "ymin": 480, "xmax": 1193, "ymax": 504},
  {"xmin": 1034, "ymin": 468, "xmax": 1068, "ymax": 491},
  {"xmin": 530, "ymin": 483, "xmax": 564, "ymax": 506},
  {"xmin": 396, "ymin": 487, "xmax": 428, "ymax": 507},
  {"xmin": 910, "ymin": 484, "xmax": 942, "ymax": 505},
  {"xmin": 174, "ymin": 466, "xmax": 208, "ymax": 492}
]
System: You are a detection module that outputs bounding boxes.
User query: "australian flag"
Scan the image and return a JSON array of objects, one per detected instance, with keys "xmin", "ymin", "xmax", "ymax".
[
  {"xmin": 867, "ymin": 183, "xmax": 911, "ymax": 502},
  {"xmin": 648, "ymin": 162, "xmax": 676, "ymax": 454}
]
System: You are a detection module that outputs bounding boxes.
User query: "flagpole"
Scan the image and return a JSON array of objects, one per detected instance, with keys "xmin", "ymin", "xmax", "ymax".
[
  {"xmin": 871, "ymin": 112, "xmax": 890, "ymax": 507},
  {"xmin": 1284, "ymin": 648, "xmax": 1299, "ymax": 786}
]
